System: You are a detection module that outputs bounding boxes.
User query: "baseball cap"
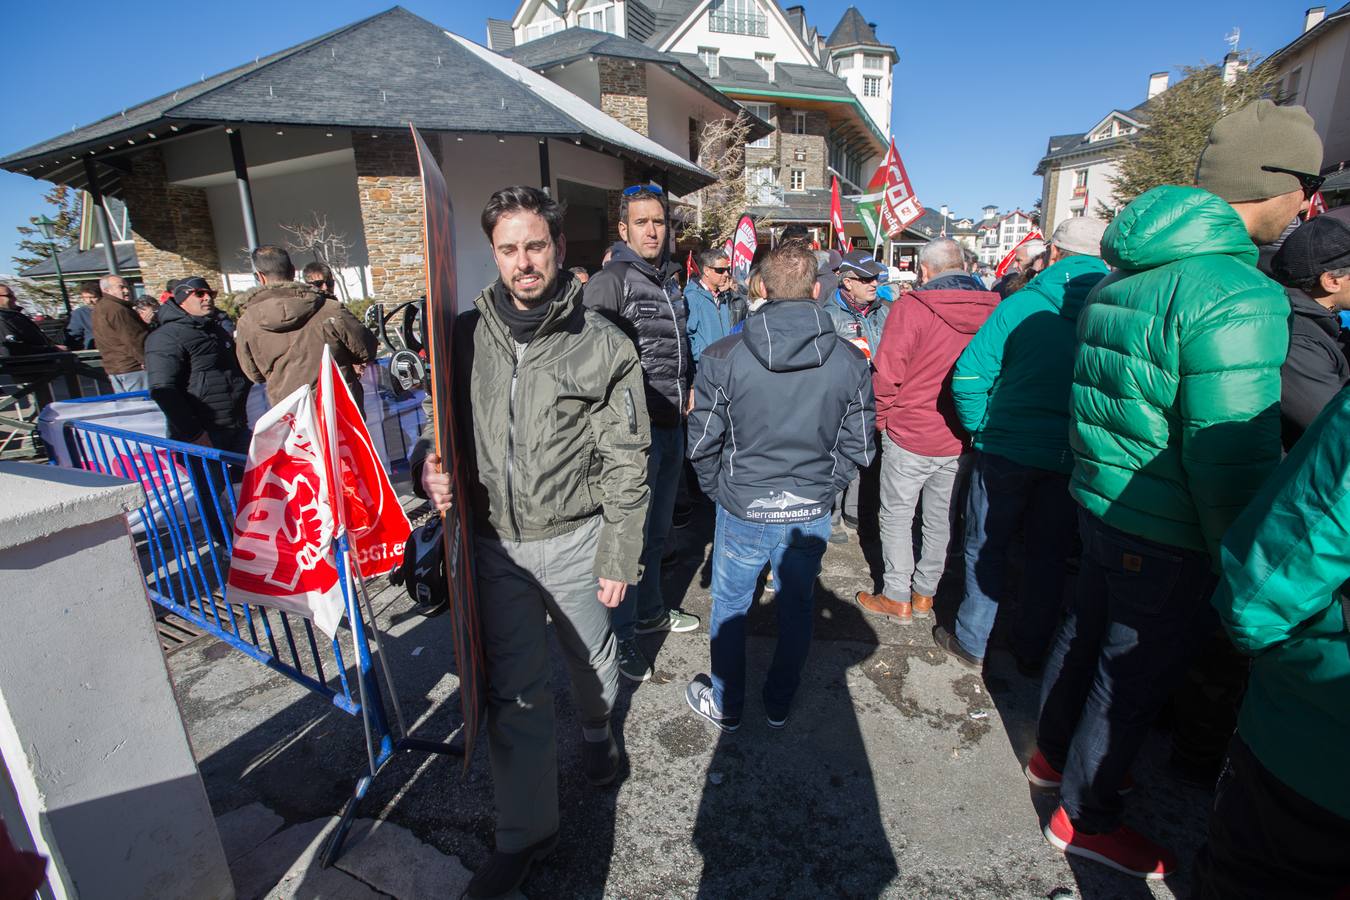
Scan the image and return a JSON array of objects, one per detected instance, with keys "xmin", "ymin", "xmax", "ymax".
[
  {"xmin": 837, "ymin": 250, "xmax": 886, "ymax": 280},
  {"xmin": 1271, "ymin": 207, "xmax": 1350, "ymax": 286}
]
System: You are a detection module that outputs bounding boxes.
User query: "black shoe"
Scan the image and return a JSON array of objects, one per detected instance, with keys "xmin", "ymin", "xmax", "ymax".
[
  {"xmin": 466, "ymin": 832, "xmax": 559, "ymax": 899},
  {"xmin": 582, "ymin": 733, "xmax": 619, "ymax": 786},
  {"xmin": 932, "ymin": 624, "xmax": 983, "ymax": 670}
]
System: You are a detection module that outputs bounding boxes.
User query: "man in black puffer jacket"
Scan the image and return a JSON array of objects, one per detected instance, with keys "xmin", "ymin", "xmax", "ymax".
[
  {"xmin": 684, "ymin": 243, "xmax": 876, "ymax": 732},
  {"xmin": 584, "ymin": 185, "xmax": 699, "ymax": 682},
  {"xmin": 145, "ymin": 276, "xmax": 250, "ymax": 452}
]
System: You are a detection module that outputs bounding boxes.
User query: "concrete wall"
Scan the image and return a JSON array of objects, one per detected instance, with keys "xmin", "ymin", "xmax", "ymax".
[
  {"xmin": 1271, "ymin": 20, "xmax": 1350, "ymax": 168},
  {"xmin": 0, "ymin": 463, "xmax": 232, "ymax": 900}
]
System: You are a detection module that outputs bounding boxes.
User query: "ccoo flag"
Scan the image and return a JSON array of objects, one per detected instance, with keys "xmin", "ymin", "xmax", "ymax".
[{"xmin": 227, "ymin": 384, "xmax": 345, "ymax": 637}]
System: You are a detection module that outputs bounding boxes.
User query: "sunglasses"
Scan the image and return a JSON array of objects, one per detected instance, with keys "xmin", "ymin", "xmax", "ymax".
[
  {"xmin": 187, "ymin": 289, "xmax": 215, "ymax": 299},
  {"xmin": 844, "ymin": 274, "xmax": 878, "ymax": 284},
  {"xmin": 707, "ymin": 265, "xmax": 731, "ymax": 273},
  {"xmin": 622, "ymin": 183, "xmax": 664, "ymax": 196},
  {"xmin": 307, "ymin": 279, "xmax": 334, "ymax": 288},
  {"xmin": 1262, "ymin": 165, "xmax": 1326, "ymax": 198}
]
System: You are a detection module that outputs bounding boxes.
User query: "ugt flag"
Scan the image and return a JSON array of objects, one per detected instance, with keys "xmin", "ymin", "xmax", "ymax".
[
  {"xmin": 731, "ymin": 214, "xmax": 757, "ymax": 286},
  {"xmin": 315, "ymin": 348, "xmax": 412, "ymax": 578},
  {"xmin": 995, "ymin": 230, "xmax": 1044, "ymax": 279},
  {"xmin": 228, "ymin": 384, "xmax": 345, "ymax": 637},
  {"xmin": 830, "ymin": 176, "xmax": 852, "ymax": 252}
]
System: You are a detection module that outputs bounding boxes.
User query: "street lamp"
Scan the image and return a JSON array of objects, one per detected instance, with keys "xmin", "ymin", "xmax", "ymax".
[
  {"xmin": 939, "ymin": 204, "xmax": 950, "ymax": 237},
  {"xmin": 34, "ymin": 214, "xmax": 72, "ymax": 318}
]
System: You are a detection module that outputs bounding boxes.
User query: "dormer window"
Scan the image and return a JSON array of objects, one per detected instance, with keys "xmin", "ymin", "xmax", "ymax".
[
  {"xmin": 698, "ymin": 47, "xmax": 720, "ymax": 78},
  {"xmin": 577, "ymin": 3, "xmax": 616, "ymax": 34},
  {"xmin": 709, "ymin": 0, "xmax": 767, "ymax": 37},
  {"xmin": 522, "ymin": 15, "xmax": 563, "ymax": 42}
]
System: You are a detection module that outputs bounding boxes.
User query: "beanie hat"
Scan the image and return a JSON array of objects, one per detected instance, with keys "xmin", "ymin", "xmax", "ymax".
[
  {"xmin": 1196, "ymin": 99, "xmax": 1323, "ymax": 202},
  {"xmin": 1051, "ymin": 217, "xmax": 1108, "ymax": 257},
  {"xmin": 172, "ymin": 276, "xmax": 213, "ymax": 304},
  {"xmin": 1271, "ymin": 207, "xmax": 1350, "ymax": 287}
]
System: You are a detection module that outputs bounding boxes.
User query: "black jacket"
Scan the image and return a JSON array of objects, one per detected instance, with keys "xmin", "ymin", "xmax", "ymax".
[
  {"xmin": 687, "ymin": 299, "xmax": 876, "ymax": 523},
  {"xmin": 145, "ymin": 301, "xmax": 250, "ymax": 441},
  {"xmin": 0, "ymin": 307, "xmax": 54, "ymax": 358},
  {"xmin": 1280, "ymin": 287, "xmax": 1350, "ymax": 449},
  {"xmin": 583, "ymin": 241, "xmax": 690, "ymax": 428}
]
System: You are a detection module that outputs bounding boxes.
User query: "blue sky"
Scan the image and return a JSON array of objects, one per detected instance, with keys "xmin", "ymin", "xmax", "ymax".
[{"xmin": 0, "ymin": 1, "xmax": 1309, "ymax": 275}]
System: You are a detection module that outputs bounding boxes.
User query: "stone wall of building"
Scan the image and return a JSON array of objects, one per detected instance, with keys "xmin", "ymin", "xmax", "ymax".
[
  {"xmin": 353, "ymin": 133, "xmax": 439, "ymax": 301},
  {"xmin": 121, "ymin": 149, "xmax": 222, "ymax": 291},
  {"xmin": 599, "ymin": 58, "xmax": 649, "ymax": 137}
]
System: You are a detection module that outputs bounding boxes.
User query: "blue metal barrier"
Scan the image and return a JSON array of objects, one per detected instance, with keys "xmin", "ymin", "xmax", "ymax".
[{"xmin": 62, "ymin": 418, "xmax": 457, "ymax": 866}]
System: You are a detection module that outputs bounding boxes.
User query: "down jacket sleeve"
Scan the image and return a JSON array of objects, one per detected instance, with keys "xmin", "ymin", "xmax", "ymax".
[
  {"xmin": 686, "ymin": 349, "xmax": 729, "ymax": 498},
  {"xmin": 1178, "ymin": 282, "xmax": 1288, "ymax": 562},
  {"xmin": 144, "ymin": 333, "xmax": 205, "ymax": 442},
  {"xmin": 588, "ymin": 330, "xmax": 652, "ymax": 585},
  {"xmin": 951, "ymin": 300, "xmax": 1015, "ymax": 436}
]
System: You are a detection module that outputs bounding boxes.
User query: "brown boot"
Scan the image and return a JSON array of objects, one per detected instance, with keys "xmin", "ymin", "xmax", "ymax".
[
  {"xmin": 910, "ymin": 591, "xmax": 934, "ymax": 620},
  {"xmin": 856, "ymin": 591, "xmax": 913, "ymax": 624}
]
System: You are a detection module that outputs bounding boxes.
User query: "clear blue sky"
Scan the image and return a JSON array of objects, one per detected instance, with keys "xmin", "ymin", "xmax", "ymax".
[{"xmin": 0, "ymin": 1, "xmax": 1308, "ymax": 276}]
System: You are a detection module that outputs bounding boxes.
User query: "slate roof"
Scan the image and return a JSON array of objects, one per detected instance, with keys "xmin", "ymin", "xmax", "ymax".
[
  {"xmin": 20, "ymin": 242, "xmax": 140, "ymax": 278},
  {"xmin": 641, "ymin": 0, "xmax": 702, "ymax": 47},
  {"xmin": 2, "ymin": 7, "xmax": 714, "ymax": 196},
  {"xmin": 673, "ymin": 54, "xmax": 854, "ymax": 99},
  {"xmin": 505, "ymin": 28, "xmax": 770, "ymax": 138},
  {"xmin": 826, "ymin": 6, "xmax": 888, "ymax": 49},
  {"xmin": 486, "ymin": 17, "xmax": 515, "ymax": 51},
  {"xmin": 749, "ymin": 188, "xmax": 859, "ymax": 223}
]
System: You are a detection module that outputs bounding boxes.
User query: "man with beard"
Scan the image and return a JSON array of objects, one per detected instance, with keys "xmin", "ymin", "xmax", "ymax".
[{"xmin": 413, "ymin": 186, "xmax": 650, "ymax": 899}]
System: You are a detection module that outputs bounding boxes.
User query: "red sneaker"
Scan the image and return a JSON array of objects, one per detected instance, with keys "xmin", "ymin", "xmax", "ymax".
[
  {"xmin": 1025, "ymin": 751, "xmax": 1135, "ymax": 794},
  {"xmin": 1025, "ymin": 750, "xmax": 1062, "ymax": 788},
  {"xmin": 1043, "ymin": 806, "xmax": 1176, "ymax": 880}
]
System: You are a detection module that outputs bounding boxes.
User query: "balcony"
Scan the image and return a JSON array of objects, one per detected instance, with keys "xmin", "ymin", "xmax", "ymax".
[{"xmin": 709, "ymin": 12, "xmax": 767, "ymax": 36}]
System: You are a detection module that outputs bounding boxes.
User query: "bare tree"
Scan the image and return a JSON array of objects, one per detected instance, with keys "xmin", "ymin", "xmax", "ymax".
[
  {"xmin": 686, "ymin": 113, "xmax": 771, "ymax": 249},
  {"xmin": 279, "ymin": 214, "xmax": 354, "ymax": 300}
]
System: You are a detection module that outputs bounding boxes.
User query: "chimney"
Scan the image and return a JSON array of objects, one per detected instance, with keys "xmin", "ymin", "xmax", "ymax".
[
  {"xmin": 1305, "ymin": 6, "xmax": 1327, "ymax": 32},
  {"xmin": 1222, "ymin": 51, "xmax": 1245, "ymax": 85},
  {"xmin": 1147, "ymin": 71, "xmax": 1169, "ymax": 99}
]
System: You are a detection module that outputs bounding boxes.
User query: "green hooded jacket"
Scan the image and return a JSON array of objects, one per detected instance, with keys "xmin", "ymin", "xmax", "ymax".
[
  {"xmin": 952, "ymin": 254, "xmax": 1108, "ymax": 473},
  {"xmin": 1069, "ymin": 186, "xmax": 1288, "ymax": 559},
  {"xmin": 412, "ymin": 276, "xmax": 652, "ymax": 584},
  {"xmin": 1213, "ymin": 384, "xmax": 1350, "ymax": 819}
]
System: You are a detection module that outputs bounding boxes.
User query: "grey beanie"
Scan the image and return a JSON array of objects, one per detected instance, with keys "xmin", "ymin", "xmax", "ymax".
[
  {"xmin": 1196, "ymin": 99, "xmax": 1323, "ymax": 202},
  {"xmin": 1051, "ymin": 217, "xmax": 1108, "ymax": 256}
]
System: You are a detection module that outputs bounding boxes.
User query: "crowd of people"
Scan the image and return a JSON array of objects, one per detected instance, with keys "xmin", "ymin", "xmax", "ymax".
[{"xmin": 3, "ymin": 93, "xmax": 1347, "ymax": 899}]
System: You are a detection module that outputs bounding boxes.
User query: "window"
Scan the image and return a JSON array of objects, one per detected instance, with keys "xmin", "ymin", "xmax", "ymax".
[
  {"xmin": 755, "ymin": 52, "xmax": 775, "ymax": 79},
  {"xmin": 747, "ymin": 164, "xmax": 779, "ymax": 204},
  {"xmin": 709, "ymin": 0, "xmax": 767, "ymax": 36},
  {"xmin": 742, "ymin": 102, "xmax": 773, "ymax": 148},
  {"xmin": 522, "ymin": 16, "xmax": 562, "ymax": 42},
  {"xmin": 1282, "ymin": 67, "xmax": 1303, "ymax": 104},
  {"xmin": 863, "ymin": 55, "xmax": 884, "ymax": 70},
  {"xmin": 862, "ymin": 75, "xmax": 883, "ymax": 98},
  {"xmin": 835, "ymin": 55, "xmax": 853, "ymax": 73},
  {"xmin": 698, "ymin": 46, "xmax": 720, "ymax": 78},
  {"xmin": 791, "ymin": 110, "xmax": 807, "ymax": 135},
  {"xmin": 577, "ymin": 3, "xmax": 616, "ymax": 33},
  {"xmin": 1073, "ymin": 169, "xmax": 1088, "ymax": 195},
  {"xmin": 789, "ymin": 168, "xmax": 805, "ymax": 191}
]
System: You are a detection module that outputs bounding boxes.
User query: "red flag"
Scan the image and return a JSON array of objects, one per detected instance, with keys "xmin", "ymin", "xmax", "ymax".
[
  {"xmin": 316, "ymin": 348, "xmax": 412, "ymax": 579},
  {"xmin": 731, "ymin": 214, "xmax": 757, "ymax": 284},
  {"xmin": 830, "ymin": 176, "xmax": 852, "ymax": 252},
  {"xmin": 876, "ymin": 139, "xmax": 925, "ymax": 236},
  {"xmin": 686, "ymin": 249, "xmax": 698, "ymax": 281},
  {"xmin": 228, "ymin": 384, "xmax": 345, "ymax": 637},
  {"xmin": 994, "ymin": 229, "xmax": 1044, "ymax": 279},
  {"xmin": 1308, "ymin": 190, "xmax": 1327, "ymax": 219}
]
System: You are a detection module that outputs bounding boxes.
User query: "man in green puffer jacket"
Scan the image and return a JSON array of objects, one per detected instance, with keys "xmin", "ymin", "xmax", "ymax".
[
  {"xmin": 936, "ymin": 218, "xmax": 1109, "ymax": 673},
  {"xmin": 1192, "ymin": 383, "xmax": 1350, "ymax": 898},
  {"xmin": 1033, "ymin": 100, "xmax": 1323, "ymax": 880}
]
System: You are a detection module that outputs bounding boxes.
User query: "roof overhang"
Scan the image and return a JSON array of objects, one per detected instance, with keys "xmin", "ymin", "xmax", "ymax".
[
  {"xmin": 718, "ymin": 86, "xmax": 887, "ymax": 150},
  {"xmin": 825, "ymin": 42, "xmax": 898, "ymax": 63},
  {"xmin": 1266, "ymin": 7, "xmax": 1350, "ymax": 69}
]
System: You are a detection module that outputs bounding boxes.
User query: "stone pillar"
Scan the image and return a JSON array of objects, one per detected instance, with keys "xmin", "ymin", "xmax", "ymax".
[
  {"xmin": 122, "ymin": 148, "xmax": 223, "ymax": 292},
  {"xmin": 0, "ymin": 462, "xmax": 233, "ymax": 900},
  {"xmin": 353, "ymin": 133, "xmax": 441, "ymax": 301},
  {"xmin": 599, "ymin": 58, "xmax": 649, "ymax": 137}
]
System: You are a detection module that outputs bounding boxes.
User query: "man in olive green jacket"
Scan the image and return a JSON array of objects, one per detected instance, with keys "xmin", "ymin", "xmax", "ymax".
[
  {"xmin": 412, "ymin": 186, "xmax": 649, "ymax": 900},
  {"xmin": 1193, "ymin": 381, "xmax": 1350, "ymax": 898},
  {"xmin": 1032, "ymin": 100, "xmax": 1323, "ymax": 880}
]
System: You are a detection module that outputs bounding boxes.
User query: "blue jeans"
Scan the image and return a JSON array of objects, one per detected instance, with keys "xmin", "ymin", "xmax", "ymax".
[
  {"xmin": 708, "ymin": 505, "xmax": 831, "ymax": 718},
  {"xmin": 612, "ymin": 423, "xmax": 683, "ymax": 641},
  {"xmin": 1037, "ymin": 508, "xmax": 1216, "ymax": 832},
  {"xmin": 954, "ymin": 452, "xmax": 1076, "ymax": 661}
]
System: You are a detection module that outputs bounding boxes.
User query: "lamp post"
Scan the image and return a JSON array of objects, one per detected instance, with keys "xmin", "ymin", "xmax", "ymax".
[
  {"xmin": 940, "ymin": 204, "xmax": 949, "ymax": 237},
  {"xmin": 34, "ymin": 214, "xmax": 71, "ymax": 319}
]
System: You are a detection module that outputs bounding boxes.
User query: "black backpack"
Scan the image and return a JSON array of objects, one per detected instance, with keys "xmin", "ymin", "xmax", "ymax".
[{"xmin": 389, "ymin": 517, "xmax": 449, "ymax": 616}]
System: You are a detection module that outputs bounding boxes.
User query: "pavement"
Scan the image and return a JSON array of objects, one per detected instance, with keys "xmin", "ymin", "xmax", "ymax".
[{"xmin": 168, "ymin": 498, "xmax": 1213, "ymax": 899}]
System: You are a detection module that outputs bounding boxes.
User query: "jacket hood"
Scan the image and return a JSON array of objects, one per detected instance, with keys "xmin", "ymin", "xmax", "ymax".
[
  {"xmin": 155, "ymin": 300, "xmax": 199, "ymax": 328},
  {"xmin": 911, "ymin": 284, "xmax": 999, "ymax": 334},
  {"xmin": 1287, "ymin": 287, "xmax": 1340, "ymax": 336},
  {"xmin": 239, "ymin": 283, "xmax": 325, "ymax": 333},
  {"xmin": 742, "ymin": 299, "xmax": 837, "ymax": 372},
  {"xmin": 1102, "ymin": 185, "xmax": 1258, "ymax": 271},
  {"xmin": 1025, "ymin": 255, "xmax": 1110, "ymax": 319},
  {"xmin": 607, "ymin": 240, "xmax": 667, "ymax": 279}
]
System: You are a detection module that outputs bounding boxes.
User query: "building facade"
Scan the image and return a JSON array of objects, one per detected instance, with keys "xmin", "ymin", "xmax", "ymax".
[{"xmin": 1265, "ymin": 5, "xmax": 1350, "ymax": 199}]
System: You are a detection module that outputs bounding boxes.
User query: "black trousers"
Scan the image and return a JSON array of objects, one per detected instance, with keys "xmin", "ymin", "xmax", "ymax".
[{"xmin": 1193, "ymin": 734, "xmax": 1350, "ymax": 899}]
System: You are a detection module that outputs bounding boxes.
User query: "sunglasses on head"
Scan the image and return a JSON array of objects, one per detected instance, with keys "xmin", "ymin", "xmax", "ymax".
[
  {"xmin": 622, "ymin": 183, "xmax": 664, "ymax": 196},
  {"xmin": 1262, "ymin": 165, "xmax": 1325, "ymax": 198}
]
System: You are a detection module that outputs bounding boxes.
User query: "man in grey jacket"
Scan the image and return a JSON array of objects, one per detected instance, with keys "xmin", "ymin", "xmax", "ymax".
[{"xmin": 414, "ymin": 186, "xmax": 650, "ymax": 899}]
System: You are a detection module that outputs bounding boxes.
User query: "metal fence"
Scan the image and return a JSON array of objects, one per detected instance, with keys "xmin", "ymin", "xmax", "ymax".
[{"xmin": 62, "ymin": 418, "xmax": 455, "ymax": 865}]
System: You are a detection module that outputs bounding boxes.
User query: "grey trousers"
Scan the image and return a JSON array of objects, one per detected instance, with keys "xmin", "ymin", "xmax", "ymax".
[
  {"xmin": 474, "ymin": 515, "xmax": 619, "ymax": 852},
  {"xmin": 878, "ymin": 432, "xmax": 961, "ymax": 598}
]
